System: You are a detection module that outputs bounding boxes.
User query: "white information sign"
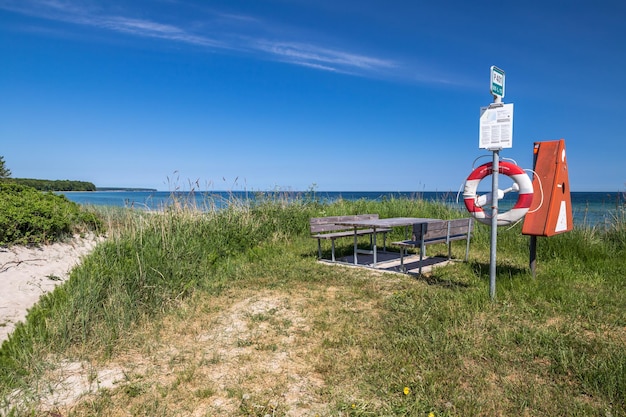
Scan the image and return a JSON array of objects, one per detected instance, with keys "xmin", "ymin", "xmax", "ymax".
[{"xmin": 479, "ymin": 103, "xmax": 514, "ymax": 149}]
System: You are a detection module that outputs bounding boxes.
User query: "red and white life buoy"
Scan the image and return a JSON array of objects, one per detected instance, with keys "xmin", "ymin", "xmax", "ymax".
[{"xmin": 463, "ymin": 161, "xmax": 534, "ymax": 226}]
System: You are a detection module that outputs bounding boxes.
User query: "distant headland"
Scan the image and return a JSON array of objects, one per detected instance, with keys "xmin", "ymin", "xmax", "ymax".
[
  {"xmin": 4, "ymin": 178, "xmax": 97, "ymax": 192},
  {"xmin": 96, "ymin": 187, "xmax": 158, "ymax": 192}
]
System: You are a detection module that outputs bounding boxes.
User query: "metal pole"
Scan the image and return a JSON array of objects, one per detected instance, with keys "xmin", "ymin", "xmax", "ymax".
[
  {"xmin": 488, "ymin": 93, "xmax": 502, "ymax": 300},
  {"xmin": 529, "ymin": 235, "xmax": 537, "ymax": 278},
  {"xmin": 490, "ymin": 149, "xmax": 499, "ymax": 300},
  {"xmin": 529, "ymin": 142, "xmax": 539, "ymax": 279}
]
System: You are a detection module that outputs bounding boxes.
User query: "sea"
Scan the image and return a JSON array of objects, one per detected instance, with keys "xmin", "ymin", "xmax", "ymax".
[{"xmin": 60, "ymin": 190, "xmax": 625, "ymax": 229}]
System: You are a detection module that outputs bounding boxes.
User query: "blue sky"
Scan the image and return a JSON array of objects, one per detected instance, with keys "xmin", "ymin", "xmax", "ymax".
[{"xmin": 1, "ymin": 0, "xmax": 625, "ymax": 192}]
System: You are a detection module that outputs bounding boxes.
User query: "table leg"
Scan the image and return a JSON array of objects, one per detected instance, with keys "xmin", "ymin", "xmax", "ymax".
[
  {"xmin": 400, "ymin": 225, "xmax": 409, "ymax": 262},
  {"xmin": 353, "ymin": 228, "xmax": 358, "ymax": 265},
  {"xmin": 372, "ymin": 228, "xmax": 378, "ymax": 265}
]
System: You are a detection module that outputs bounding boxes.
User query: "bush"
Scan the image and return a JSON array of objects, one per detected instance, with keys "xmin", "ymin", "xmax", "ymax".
[{"xmin": 0, "ymin": 182, "xmax": 103, "ymax": 246}]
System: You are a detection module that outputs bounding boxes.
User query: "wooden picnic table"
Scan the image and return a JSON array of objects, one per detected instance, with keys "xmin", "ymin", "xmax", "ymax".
[{"xmin": 334, "ymin": 217, "xmax": 442, "ymax": 266}]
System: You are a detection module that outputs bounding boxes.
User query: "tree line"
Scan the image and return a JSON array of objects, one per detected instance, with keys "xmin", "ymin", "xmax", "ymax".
[
  {"xmin": 3, "ymin": 178, "xmax": 96, "ymax": 191},
  {"xmin": 0, "ymin": 156, "xmax": 96, "ymax": 191}
]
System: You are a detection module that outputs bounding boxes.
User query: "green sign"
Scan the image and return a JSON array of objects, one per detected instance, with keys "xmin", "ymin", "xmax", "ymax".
[{"xmin": 490, "ymin": 66, "xmax": 505, "ymax": 98}]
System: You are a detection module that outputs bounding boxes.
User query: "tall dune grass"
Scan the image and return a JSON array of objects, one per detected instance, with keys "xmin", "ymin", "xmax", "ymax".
[{"xmin": 1, "ymin": 193, "xmax": 624, "ymax": 416}]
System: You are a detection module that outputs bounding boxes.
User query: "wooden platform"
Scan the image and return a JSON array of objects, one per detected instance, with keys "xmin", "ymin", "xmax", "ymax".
[{"xmin": 320, "ymin": 250, "xmax": 451, "ymax": 275}]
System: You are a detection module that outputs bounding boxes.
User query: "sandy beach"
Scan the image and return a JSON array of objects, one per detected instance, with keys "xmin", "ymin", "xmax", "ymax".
[{"xmin": 0, "ymin": 234, "xmax": 103, "ymax": 344}]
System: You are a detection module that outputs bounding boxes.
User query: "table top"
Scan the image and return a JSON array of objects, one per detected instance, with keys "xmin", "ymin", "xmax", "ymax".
[{"xmin": 334, "ymin": 217, "xmax": 442, "ymax": 228}]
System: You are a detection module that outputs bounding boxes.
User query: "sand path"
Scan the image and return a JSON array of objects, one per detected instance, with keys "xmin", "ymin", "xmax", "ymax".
[{"xmin": 0, "ymin": 235, "xmax": 103, "ymax": 344}]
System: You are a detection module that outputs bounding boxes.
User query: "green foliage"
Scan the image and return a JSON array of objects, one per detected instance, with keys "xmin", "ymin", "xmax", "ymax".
[
  {"xmin": 314, "ymin": 194, "xmax": 458, "ymax": 221},
  {"xmin": 0, "ymin": 155, "xmax": 11, "ymax": 178},
  {"xmin": 1, "ymin": 200, "xmax": 317, "ymax": 359},
  {"xmin": 605, "ymin": 207, "xmax": 626, "ymax": 251},
  {"xmin": 4, "ymin": 178, "xmax": 96, "ymax": 191},
  {"xmin": 0, "ymin": 194, "xmax": 624, "ymax": 416},
  {"xmin": 0, "ymin": 182, "xmax": 103, "ymax": 245}
]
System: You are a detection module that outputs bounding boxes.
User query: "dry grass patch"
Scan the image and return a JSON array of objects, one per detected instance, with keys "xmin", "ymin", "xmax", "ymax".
[
  {"xmin": 54, "ymin": 288, "xmax": 326, "ymax": 416},
  {"xmin": 26, "ymin": 267, "xmax": 410, "ymax": 416}
]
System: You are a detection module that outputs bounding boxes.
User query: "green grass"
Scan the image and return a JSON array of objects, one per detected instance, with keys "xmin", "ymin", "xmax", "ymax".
[{"xmin": 0, "ymin": 193, "xmax": 624, "ymax": 416}]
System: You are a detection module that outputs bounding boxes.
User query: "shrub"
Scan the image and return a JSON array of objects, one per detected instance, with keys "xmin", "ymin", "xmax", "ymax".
[{"xmin": 0, "ymin": 182, "xmax": 103, "ymax": 246}]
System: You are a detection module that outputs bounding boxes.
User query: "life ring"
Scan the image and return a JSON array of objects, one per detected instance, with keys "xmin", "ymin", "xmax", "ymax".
[{"xmin": 463, "ymin": 161, "xmax": 534, "ymax": 226}]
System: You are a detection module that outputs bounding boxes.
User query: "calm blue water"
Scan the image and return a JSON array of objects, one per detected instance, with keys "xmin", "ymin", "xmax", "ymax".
[{"xmin": 60, "ymin": 190, "xmax": 624, "ymax": 228}]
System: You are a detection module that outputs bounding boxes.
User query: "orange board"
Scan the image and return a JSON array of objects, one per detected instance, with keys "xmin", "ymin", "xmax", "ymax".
[{"xmin": 522, "ymin": 139, "xmax": 573, "ymax": 236}]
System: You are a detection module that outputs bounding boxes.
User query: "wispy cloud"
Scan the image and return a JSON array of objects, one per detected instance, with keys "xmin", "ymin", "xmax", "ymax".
[
  {"xmin": 0, "ymin": 0, "xmax": 227, "ymax": 47},
  {"xmin": 0, "ymin": 0, "xmax": 398, "ymax": 77},
  {"xmin": 255, "ymin": 41, "xmax": 396, "ymax": 74},
  {"xmin": 100, "ymin": 16, "xmax": 224, "ymax": 48}
]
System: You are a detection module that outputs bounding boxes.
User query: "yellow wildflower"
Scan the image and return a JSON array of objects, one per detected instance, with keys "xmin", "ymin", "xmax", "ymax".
[{"xmin": 403, "ymin": 386, "xmax": 411, "ymax": 395}]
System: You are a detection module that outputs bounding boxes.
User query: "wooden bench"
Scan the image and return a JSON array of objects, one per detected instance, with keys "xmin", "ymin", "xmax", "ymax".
[
  {"xmin": 310, "ymin": 214, "xmax": 391, "ymax": 262},
  {"xmin": 392, "ymin": 218, "xmax": 473, "ymax": 274}
]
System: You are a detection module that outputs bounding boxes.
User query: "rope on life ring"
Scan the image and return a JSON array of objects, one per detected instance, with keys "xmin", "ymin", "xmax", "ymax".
[{"xmin": 463, "ymin": 161, "xmax": 534, "ymax": 226}]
